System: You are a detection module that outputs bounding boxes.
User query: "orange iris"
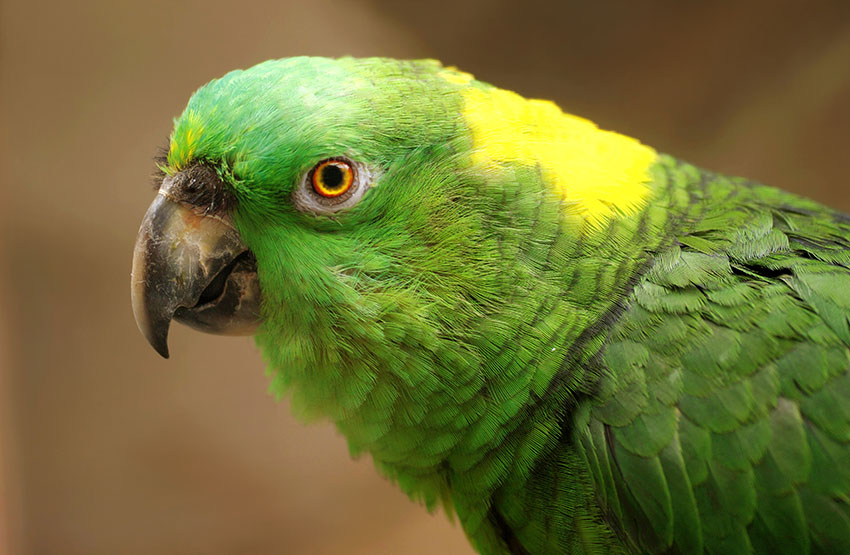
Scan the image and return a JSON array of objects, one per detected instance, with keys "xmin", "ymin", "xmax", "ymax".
[{"xmin": 311, "ymin": 159, "xmax": 354, "ymax": 198}]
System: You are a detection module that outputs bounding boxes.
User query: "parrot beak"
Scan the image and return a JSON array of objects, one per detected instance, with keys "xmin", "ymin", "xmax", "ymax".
[{"xmin": 131, "ymin": 174, "xmax": 261, "ymax": 358}]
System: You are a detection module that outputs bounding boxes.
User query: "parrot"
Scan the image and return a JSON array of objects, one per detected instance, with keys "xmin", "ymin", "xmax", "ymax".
[{"xmin": 130, "ymin": 56, "xmax": 850, "ymax": 554}]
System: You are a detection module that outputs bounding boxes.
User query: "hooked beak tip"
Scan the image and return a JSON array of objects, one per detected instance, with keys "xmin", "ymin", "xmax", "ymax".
[
  {"xmin": 131, "ymin": 264, "xmax": 173, "ymax": 359},
  {"xmin": 132, "ymin": 285, "xmax": 172, "ymax": 359},
  {"xmin": 146, "ymin": 321, "xmax": 171, "ymax": 359},
  {"xmin": 152, "ymin": 339, "xmax": 171, "ymax": 359}
]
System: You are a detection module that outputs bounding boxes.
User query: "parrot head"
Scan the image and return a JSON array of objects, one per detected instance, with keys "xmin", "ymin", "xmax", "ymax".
[
  {"xmin": 131, "ymin": 57, "xmax": 509, "ymax": 424},
  {"xmin": 132, "ymin": 57, "xmax": 655, "ymax": 487}
]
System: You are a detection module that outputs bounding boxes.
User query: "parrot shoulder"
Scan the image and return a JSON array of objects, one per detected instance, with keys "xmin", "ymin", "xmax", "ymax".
[{"xmin": 580, "ymin": 175, "xmax": 850, "ymax": 553}]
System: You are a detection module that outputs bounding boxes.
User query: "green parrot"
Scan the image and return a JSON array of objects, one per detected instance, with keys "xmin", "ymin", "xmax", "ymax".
[{"xmin": 131, "ymin": 57, "xmax": 850, "ymax": 554}]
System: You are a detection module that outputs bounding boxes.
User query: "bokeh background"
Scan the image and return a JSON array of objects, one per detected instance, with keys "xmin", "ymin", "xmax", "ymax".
[{"xmin": 2, "ymin": 1, "xmax": 849, "ymax": 553}]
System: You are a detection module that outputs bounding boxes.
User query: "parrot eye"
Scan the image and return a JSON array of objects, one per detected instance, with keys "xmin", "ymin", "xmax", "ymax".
[
  {"xmin": 293, "ymin": 156, "xmax": 374, "ymax": 215},
  {"xmin": 311, "ymin": 159, "xmax": 354, "ymax": 198}
]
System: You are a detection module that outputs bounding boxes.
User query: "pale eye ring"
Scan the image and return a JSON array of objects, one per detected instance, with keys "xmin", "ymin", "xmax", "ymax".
[{"xmin": 293, "ymin": 156, "xmax": 374, "ymax": 214}]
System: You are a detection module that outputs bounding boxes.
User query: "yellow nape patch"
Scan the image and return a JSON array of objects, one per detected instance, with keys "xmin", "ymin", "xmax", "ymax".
[
  {"xmin": 168, "ymin": 110, "xmax": 204, "ymax": 170},
  {"xmin": 460, "ymin": 85, "xmax": 657, "ymax": 227}
]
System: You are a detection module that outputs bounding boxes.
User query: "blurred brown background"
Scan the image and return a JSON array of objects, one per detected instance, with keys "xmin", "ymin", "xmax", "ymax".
[{"xmin": 1, "ymin": 1, "xmax": 849, "ymax": 554}]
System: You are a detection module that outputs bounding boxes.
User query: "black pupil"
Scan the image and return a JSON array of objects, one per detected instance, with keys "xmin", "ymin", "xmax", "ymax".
[{"xmin": 321, "ymin": 164, "xmax": 345, "ymax": 190}]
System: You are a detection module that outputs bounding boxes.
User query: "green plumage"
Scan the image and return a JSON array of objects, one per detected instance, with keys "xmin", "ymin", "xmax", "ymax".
[{"xmin": 164, "ymin": 57, "xmax": 850, "ymax": 554}]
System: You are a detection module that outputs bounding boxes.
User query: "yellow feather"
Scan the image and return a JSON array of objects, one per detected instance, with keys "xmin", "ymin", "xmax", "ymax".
[
  {"xmin": 458, "ymin": 84, "xmax": 657, "ymax": 228},
  {"xmin": 168, "ymin": 110, "xmax": 204, "ymax": 170}
]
